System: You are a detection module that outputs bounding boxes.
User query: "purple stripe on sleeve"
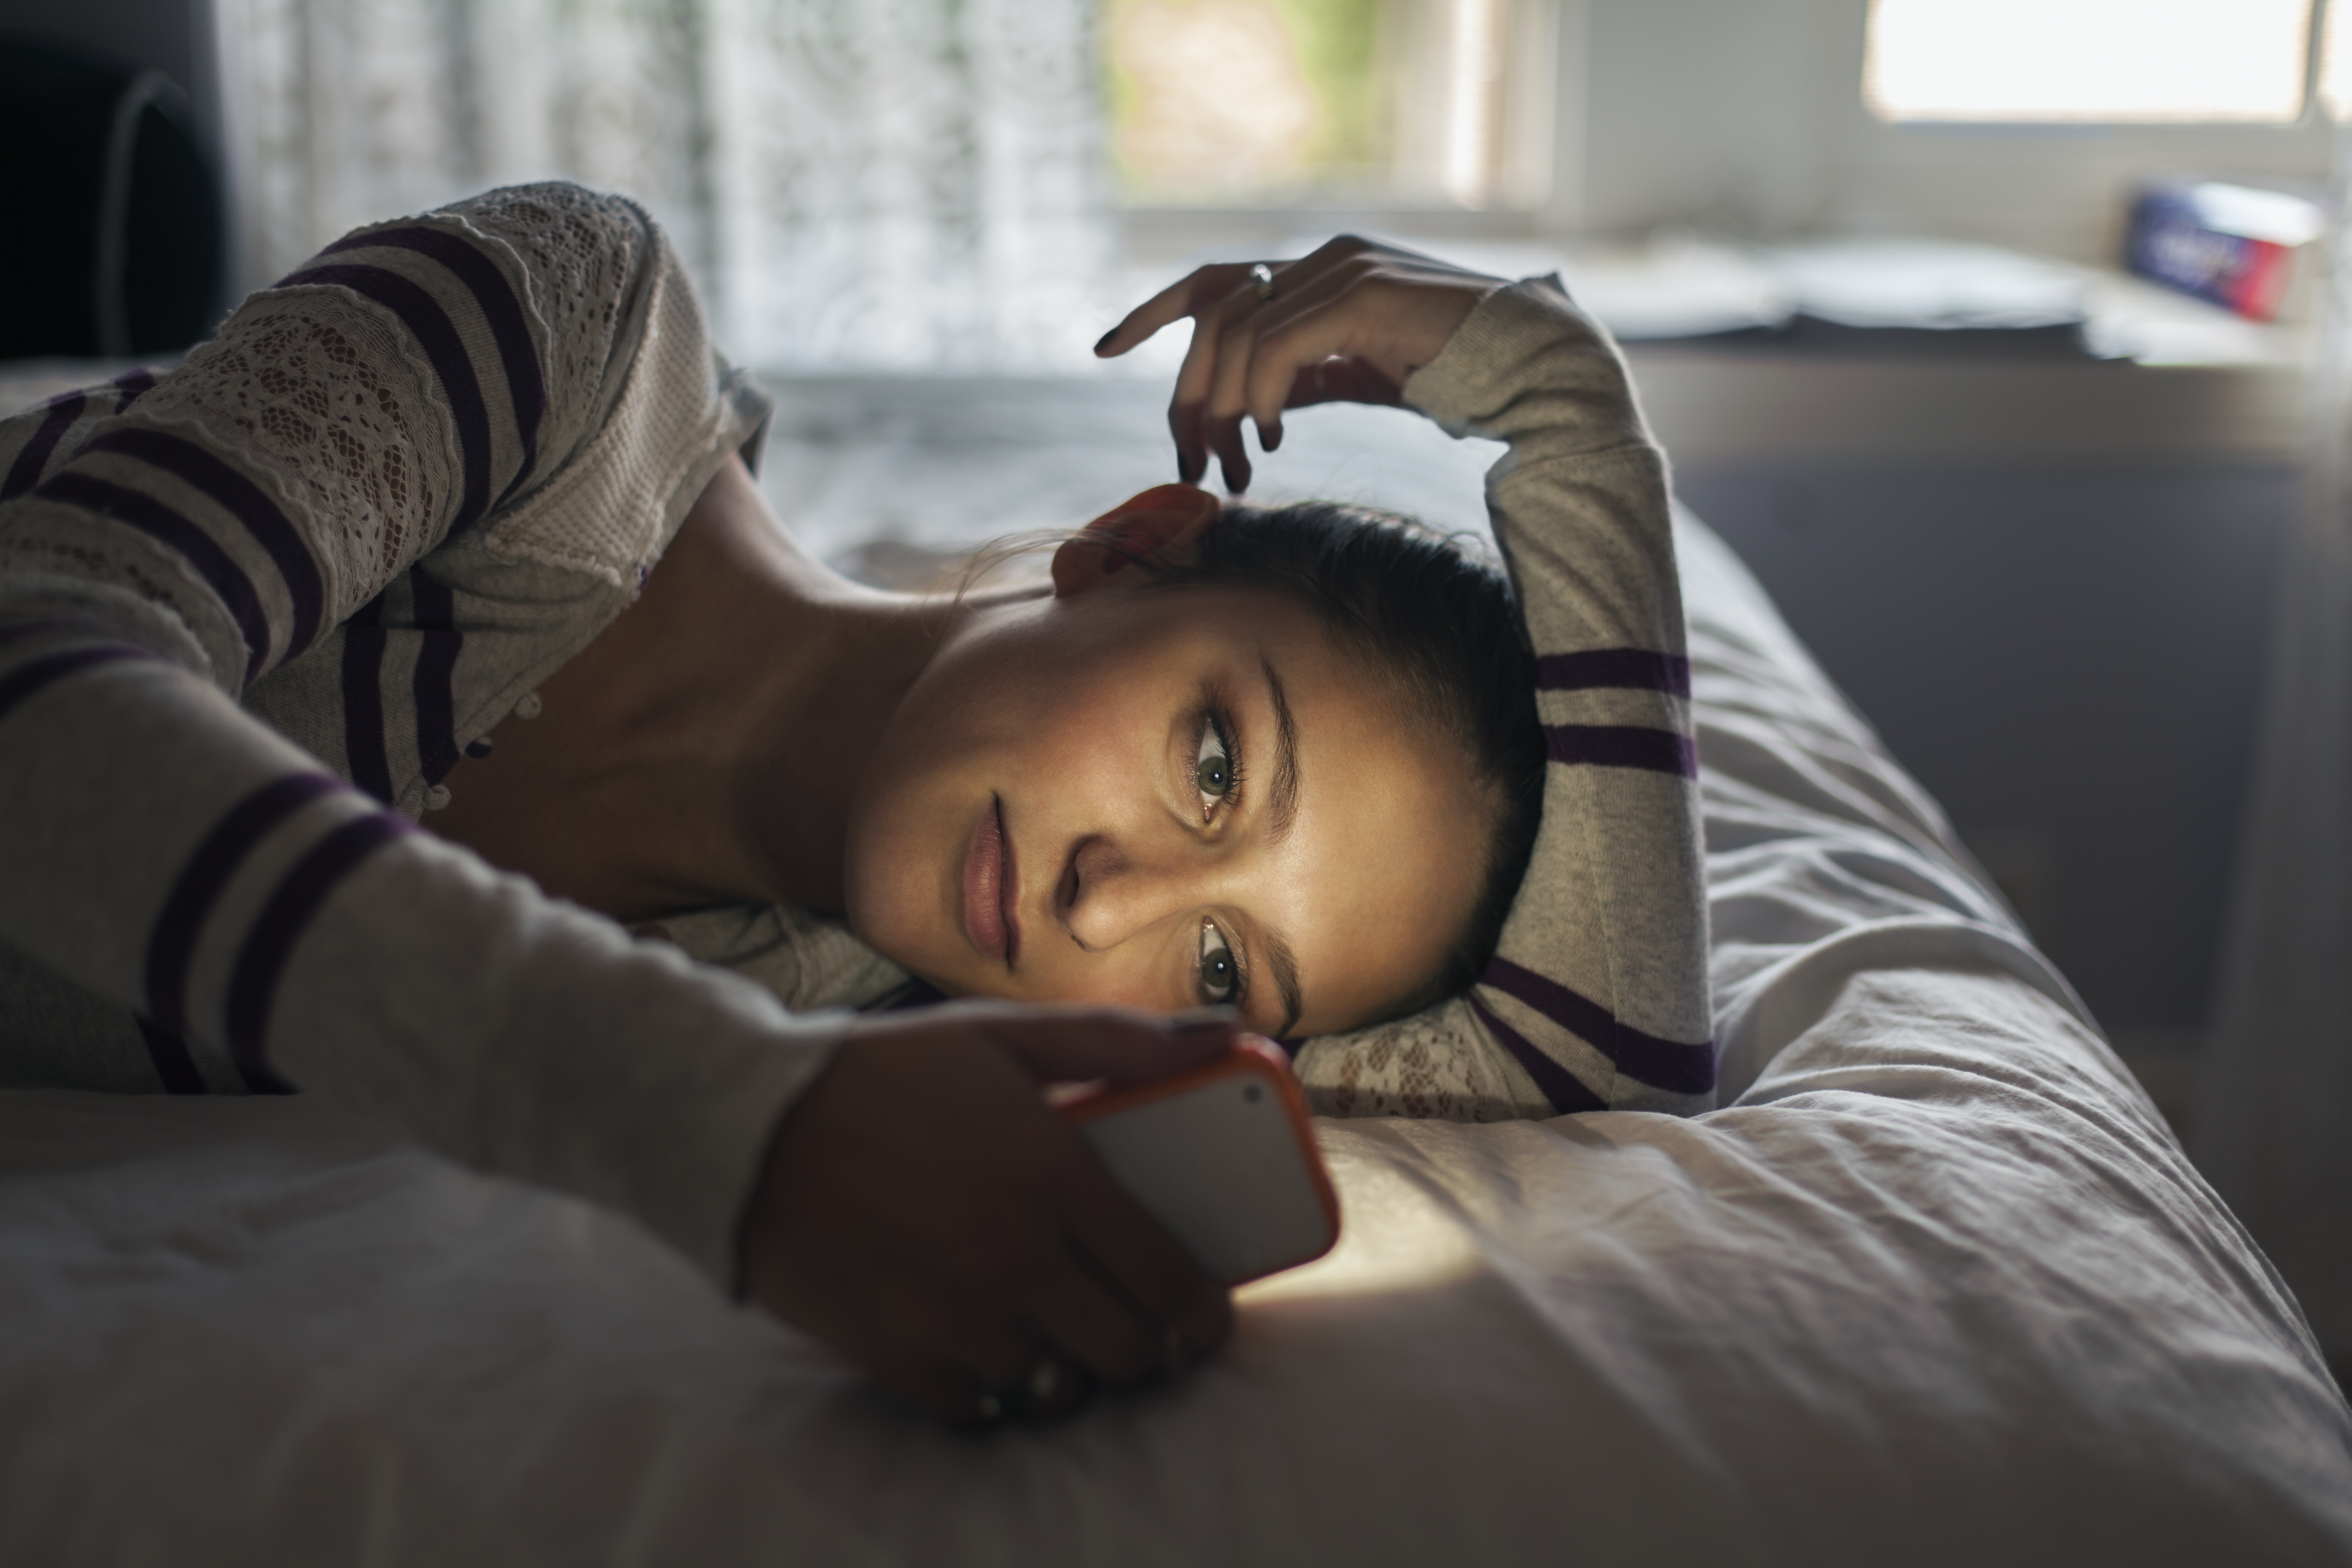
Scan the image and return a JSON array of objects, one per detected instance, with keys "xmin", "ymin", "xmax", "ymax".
[
  {"xmin": 280, "ymin": 262, "xmax": 493, "ymax": 531},
  {"xmin": 224, "ymin": 811, "xmax": 417, "ymax": 1092},
  {"xmin": 1467, "ymin": 993, "xmax": 1609, "ymax": 1114},
  {"xmin": 0, "ymin": 642, "xmax": 160, "ymax": 727},
  {"xmin": 111, "ymin": 368, "xmax": 158, "ymax": 412},
  {"xmin": 37, "ymin": 471, "xmax": 274, "ymax": 681},
  {"xmin": 408, "ymin": 568, "xmax": 465, "ymax": 785},
  {"xmin": 324, "ymin": 226, "xmax": 544, "ymax": 499},
  {"xmin": 85, "ymin": 428, "xmax": 326, "ymax": 663},
  {"xmin": 1545, "ymin": 724, "xmax": 1699, "ymax": 778},
  {"xmin": 1536, "ymin": 648, "xmax": 1691, "ymax": 697},
  {"xmin": 1481, "ymin": 956, "xmax": 1716, "ymax": 1096},
  {"xmin": 143, "ymin": 771, "xmax": 346, "ymax": 1040},
  {"xmin": 136, "ymin": 1018, "xmax": 208, "ymax": 1094},
  {"xmin": 340, "ymin": 594, "xmax": 395, "ymax": 803},
  {"xmin": 2, "ymin": 393, "xmax": 87, "ymax": 500}
]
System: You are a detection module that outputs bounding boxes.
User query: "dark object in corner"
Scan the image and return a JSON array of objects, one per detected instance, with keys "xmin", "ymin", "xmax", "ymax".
[{"xmin": 0, "ymin": 33, "xmax": 226, "ymax": 359}]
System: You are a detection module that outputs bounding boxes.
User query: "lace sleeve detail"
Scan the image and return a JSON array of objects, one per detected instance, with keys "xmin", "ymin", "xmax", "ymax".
[
  {"xmin": 429, "ymin": 183, "xmax": 659, "ymax": 492},
  {"xmin": 0, "ymin": 182, "xmax": 667, "ymax": 691},
  {"xmin": 1293, "ymin": 997, "xmax": 1549, "ymax": 1122},
  {"xmin": 127, "ymin": 300, "xmax": 453, "ymax": 630}
]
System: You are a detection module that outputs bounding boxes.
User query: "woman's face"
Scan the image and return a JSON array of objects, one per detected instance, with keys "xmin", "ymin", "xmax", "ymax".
[{"xmin": 843, "ymin": 569, "xmax": 1491, "ymax": 1039}]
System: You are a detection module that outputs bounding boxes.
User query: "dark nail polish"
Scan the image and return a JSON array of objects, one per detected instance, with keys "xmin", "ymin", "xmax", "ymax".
[{"xmin": 1093, "ymin": 328, "xmax": 1117, "ymax": 354}]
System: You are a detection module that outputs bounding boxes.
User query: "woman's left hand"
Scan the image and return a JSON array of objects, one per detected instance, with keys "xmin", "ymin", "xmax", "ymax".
[{"xmin": 1093, "ymin": 236, "xmax": 1506, "ymax": 493}]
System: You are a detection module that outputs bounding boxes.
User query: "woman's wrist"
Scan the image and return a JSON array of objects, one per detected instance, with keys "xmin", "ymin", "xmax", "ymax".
[{"xmin": 1401, "ymin": 276, "xmax": 1651, "ymax": 456}]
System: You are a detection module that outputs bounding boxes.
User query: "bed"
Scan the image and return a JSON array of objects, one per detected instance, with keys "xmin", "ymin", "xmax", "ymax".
[{"xmin": 0, "ymin": 375, "xmax": 2346, "ymax": 1565}]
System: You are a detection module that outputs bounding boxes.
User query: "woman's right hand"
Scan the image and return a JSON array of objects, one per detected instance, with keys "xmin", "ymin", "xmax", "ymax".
[
  {"xmin": 1093, "ymin": 235, "xmax": 1507, "ymax": 493},
  {"xmin": 736, "ymin": 1004, "xmax": 1240, "ymax": 1423}
]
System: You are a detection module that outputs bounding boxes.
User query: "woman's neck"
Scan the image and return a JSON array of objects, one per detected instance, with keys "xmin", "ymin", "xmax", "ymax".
[{"xmin": 434, "ymin": 456, "xmax": 1016, "ymax": 922}]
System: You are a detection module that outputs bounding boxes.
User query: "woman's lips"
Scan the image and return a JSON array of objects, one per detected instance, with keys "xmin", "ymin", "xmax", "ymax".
[{"xmin": 961, "ymin": 795, "xmax": 1019, "ymax": 966}]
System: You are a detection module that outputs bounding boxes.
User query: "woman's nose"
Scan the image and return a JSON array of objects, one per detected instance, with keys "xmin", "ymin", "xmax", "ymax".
[{"xmin": 1060, "ymin": 832, "xmax": 1211, "ymax": 951}]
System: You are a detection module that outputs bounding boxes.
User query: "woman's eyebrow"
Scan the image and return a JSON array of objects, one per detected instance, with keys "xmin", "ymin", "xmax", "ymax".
[
  {"xmin": 1260, "ymin": 654, "xmax": 1300, "ymax": 844},
  {"xmin": 1253, "ymin": 654, "xmax": 1304, "ymax": 1036}
]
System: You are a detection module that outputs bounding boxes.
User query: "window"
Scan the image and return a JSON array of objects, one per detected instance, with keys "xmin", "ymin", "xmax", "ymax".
[
  {"xmin": 2323, "ymin": 0, "xmax": 2352, "ymax": 118},
  {"xmin": 1864, "ymin": 0, "xmax": 2316, "ymax": 123},
  {"xmin": 1103, "ymin": 0, "xmax": 1553, "ymax": 208}
]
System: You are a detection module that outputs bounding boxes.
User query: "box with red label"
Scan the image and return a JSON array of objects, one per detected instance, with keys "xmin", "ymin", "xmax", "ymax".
[{"xmin": 2124, "ymin": 180, "xmax": 2324, "ymax": 323}]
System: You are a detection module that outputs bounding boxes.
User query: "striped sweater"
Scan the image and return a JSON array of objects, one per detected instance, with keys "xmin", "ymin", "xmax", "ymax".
[{"xmin": 0, "ymin": 182, "xmax": 1710, "ymax": 1293}]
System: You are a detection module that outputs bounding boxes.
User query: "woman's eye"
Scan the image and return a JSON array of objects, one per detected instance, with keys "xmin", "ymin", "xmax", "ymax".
[
  {"xmin": 1198, "ymin": 920, "xmax": 1239, "ymax": 1004},
  {"xmin": 1194, "ymin": 719, "xmax": 1232, "ymax": 815}
]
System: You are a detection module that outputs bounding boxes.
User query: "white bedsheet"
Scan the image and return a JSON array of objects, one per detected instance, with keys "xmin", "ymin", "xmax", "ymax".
[{"xmin": 1, "ymin": 492, "xmax": 2346, "ymax": 1563}]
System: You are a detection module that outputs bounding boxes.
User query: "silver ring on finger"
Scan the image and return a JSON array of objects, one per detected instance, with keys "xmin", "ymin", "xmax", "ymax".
[{"xmin": 1249, "ymin": 262, "xmax": 1277, "ymax": 302}]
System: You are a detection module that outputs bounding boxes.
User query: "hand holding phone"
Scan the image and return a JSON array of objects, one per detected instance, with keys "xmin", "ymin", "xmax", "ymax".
[
  {"xmin": 1059, "ymin": 1038, "xmax": 1340, "ymax": 1285},
  {"xmin": 743, "ymin": 1006, "xmax": 1241, "ymax": 1422}
]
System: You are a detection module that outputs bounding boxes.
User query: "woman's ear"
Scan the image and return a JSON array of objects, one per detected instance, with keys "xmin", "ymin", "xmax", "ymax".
[{"xmin": 1050, "ymin": 484, "xmax": 1222, "ymax": 598}]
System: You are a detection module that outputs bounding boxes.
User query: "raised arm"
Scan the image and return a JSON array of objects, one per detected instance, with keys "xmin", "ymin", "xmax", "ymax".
[{"xmin": 1095, "ymin": 238, "xmax": 1715, "ymax": 1118}]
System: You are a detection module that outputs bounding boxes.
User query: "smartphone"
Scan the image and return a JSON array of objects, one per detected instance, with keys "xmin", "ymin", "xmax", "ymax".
[{"xmin": 1059, "ymin": 1039, "xmax": 1341, "ymax": 1286}]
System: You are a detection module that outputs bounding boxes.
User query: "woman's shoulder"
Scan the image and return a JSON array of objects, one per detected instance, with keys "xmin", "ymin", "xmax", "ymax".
[{"xmin": 238, "ymin": 176, "xmax": 772, "ymax": 815}]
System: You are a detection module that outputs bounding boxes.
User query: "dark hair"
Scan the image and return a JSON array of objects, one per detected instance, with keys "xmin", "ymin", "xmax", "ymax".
[{"xmin": 1137, "ymin": 500, "xmax": 1545, "ymax": 1023}]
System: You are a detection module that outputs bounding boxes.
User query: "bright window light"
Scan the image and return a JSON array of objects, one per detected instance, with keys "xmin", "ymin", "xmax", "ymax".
[
  {"xmin": 1105, "ymin": 0, "xmax": 1528, "ymax": 207},
  {"xmin": 2322, "ymin": 0, "xmax": 2352, "ymax": 119},
  {"xmin": 1865, "ymin": 0, "xmax": 2313, "ymax": 123}
]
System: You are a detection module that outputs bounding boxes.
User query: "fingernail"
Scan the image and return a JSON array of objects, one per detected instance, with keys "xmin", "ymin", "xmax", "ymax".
[
  {"xmin": 1167, "ymin": 1006, "xmax": 1237, "ymax": 1036},
  {"xmin": 1264, "ymin": 423, "xmax": 1283, "ymax": 451},
  {"xmin": 1093, "ymin": 328, "xmax": 1117, "ymax": 354}
]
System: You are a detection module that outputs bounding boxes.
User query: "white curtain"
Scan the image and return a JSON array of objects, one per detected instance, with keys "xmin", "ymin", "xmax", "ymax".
[
  {"xmin": 213, "ymin": 0, "xmax": 1119, "ymax": 372},
  {"xmin": 2200, "ymin": 129, "xmax": 2352, "ymax": 1370}
]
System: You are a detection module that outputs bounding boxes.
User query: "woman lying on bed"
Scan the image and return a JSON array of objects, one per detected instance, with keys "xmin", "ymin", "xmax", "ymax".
[{"xmin": 0, "ymin": 184, "xmax": 1707, "ymax": 1423}]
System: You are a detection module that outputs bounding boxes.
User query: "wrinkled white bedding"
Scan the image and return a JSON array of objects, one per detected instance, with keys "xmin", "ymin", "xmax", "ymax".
[{"xmin": 1, "ymin": 498, "xmax": 2346, "ymax": 1565}]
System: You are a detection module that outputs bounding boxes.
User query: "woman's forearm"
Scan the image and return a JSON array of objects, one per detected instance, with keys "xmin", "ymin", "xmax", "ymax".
[
  {"xmin": 1289, "ymin": 276, "xmax": 1714, "ymax": 1119},
  {"xmin": 0, "ymin": 617, "xmax": 841, "ymax": 1284},
  {"xmin": 1403, "ymin": 277, "xmax": 1713, "ymax": 1112}
]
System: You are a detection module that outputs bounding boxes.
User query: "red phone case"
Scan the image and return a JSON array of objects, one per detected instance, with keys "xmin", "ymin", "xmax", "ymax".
[{"xmin": 1060, "ymin": 1039, "xmax": 1341, "ymax": 1284}]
